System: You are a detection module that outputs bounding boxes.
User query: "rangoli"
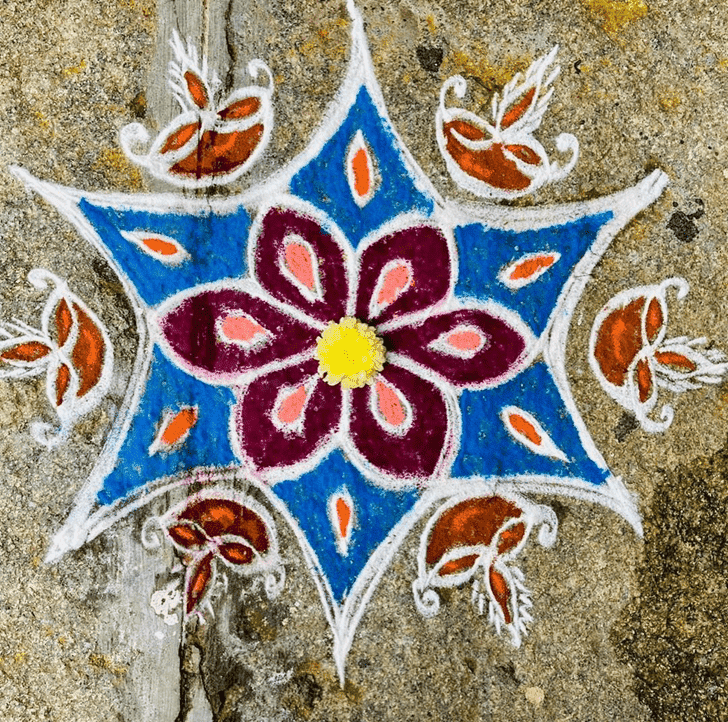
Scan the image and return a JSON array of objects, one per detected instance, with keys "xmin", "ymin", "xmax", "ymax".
[{"xmin": 4, "ymin": 0, "xmax": 725, "ymax": 685}]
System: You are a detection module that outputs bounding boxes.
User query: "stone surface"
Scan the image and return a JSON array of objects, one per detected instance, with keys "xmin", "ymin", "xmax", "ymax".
[{"xmin": 0, "ymin": 1, "xmax": 727, "ymax": 720}]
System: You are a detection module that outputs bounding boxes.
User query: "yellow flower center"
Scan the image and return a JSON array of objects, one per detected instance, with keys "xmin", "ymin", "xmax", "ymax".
[{"xmin": 315, "ymin": 317, "xmax": 385, "ymax": 389}]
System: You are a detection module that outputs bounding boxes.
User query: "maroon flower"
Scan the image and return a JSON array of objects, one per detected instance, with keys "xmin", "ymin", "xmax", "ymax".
[{"xmin": 157, "ymin": 203, "xmax": 530, "ymax": 487}]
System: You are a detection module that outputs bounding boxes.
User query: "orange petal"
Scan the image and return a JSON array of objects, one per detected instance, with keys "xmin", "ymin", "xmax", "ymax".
[
  {"xmin": 501, "ymin": 88, "xmax": 535, "ymax": 129},
  {"xmin": 0, "ymin": 341, "xmax": 51, "ymax": 363},
  {"xmin": 142, "ymin": 236, "xmax": 181, "ymax": 256},
  {"xmin": 655, "ymin": 350, "xmax": 697, "ymax": 371},
  {"xmin": 184, "ymin": 70, "xmax": 209, "ymax": 109},
  {"xmin": 186, "ymin": 552, "xmax": 213, "ymax": 614},
  {"xmin": 509, "ymin": 254, "xmax": 558, "ymax": 282},
  {"xmin": 160, "ymin": 121, "xmax": 201, "ymax": 154},
  {"xmin": 376, "ymin": 263, "xmax": 411, "ymax": 307},
  {"xmin": 645, "ymin": 297, "xmax": 664, "ymax": 343},
  {"xmin": 55, "ymin": 364, "xmax": 71, "ymax": 407},
  {"xmin": 374, "ymin": 380, "xmax": 407, "ymax": 428},
  {"xmin": 55, "ymin": 298, "xmax": 73, "ymax": 346},
  {"xmin": 636, "ymin": 359, "xmax": 653, "ymax": 403},
  {"xmin": 446, "ymin": 330, "xmax": 483, "ymax": 352},
  {"xmin": 150, "ymin": 407, "xmax": 198, "ymax": 454},
  {"xmin": 335, "ymin": 497, "xmax": 352, "ymax": 540},
  {"xmin": 218, "ymin": 96, "xmax": 261, "ymax": 120},
  {"xmin": 167, "ymin": 522, "xmax": 207, "ymax": 549},
  {"xmin": 71, "ymin": 304, "xmax": 105, "ymax": 398},
  {"xmin": 488, "ymin": 565, "xmax": 512, "ymax": 624},
  {"xmin": 217, "ymin": 542, "xmax": 254, "ymax": 565},
  {"xmin": 508, "ymin": 412, "xmax": 541, "ymax": 446},
  {"xmin": 219, "ymin": 314, "xmax": 266, "ymax": 345},
  {"xmin": 439, "ymin": 554, "xmax": 479, "ymax": 576}
]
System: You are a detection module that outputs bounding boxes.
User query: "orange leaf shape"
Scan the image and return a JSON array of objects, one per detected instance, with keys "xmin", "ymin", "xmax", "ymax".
[
  {"xmin": 508, "ymin": 413, "xmax": 541, "ymax": 446},
  {"xmin": 375, "ymin": 380, "xmax": 407, "ymax": 428},
  {"xmin": 186, "ymin": 552, "xmax": 213, "ymax": 614},
  {"xmin": 184, "ymin": 70, "xmax": 209, "ymax": 109},
  {"xmin": 71, "ymin": 304, "xmax": 105, "ymax": 398},
  {"xmin": 284, "ymin": 240, "xmax": 316, "ymax": 292},
  {"xmin": 509, "ymin": 254, "xmax": 557, "ymax": 282},
  {"xmin": 336, "ymin": 497, "xmax": 352, "ymax": 540},
  {"xmin": 501, "ymin": 88, "xmax": 535, "ymax": 129},
  {"xmin": 351, "ymin": 148, "xmax": 371, "ymax": 199},
  {"xmin": 160, "ymin": 408, "xmax": 198, "ymax": 447},
  {"xmin": 160, "ymin": 121, "xmax": 201, "ymax": 154},
  {"xmin": 218, "ymin": 97, "xmax": 261, "ymax": 121},
  {"xmin": 141, "ymin": 236, "xmax": 182, "ymax": 257},
  {"xmin": 55, "ymin": 298, "xmax": 73, "ymax": 346},
  {"xmin": 0, "ymin": 341, "xmax": 51, "ymax": 363},
  {"xmin": 489, "ymin": 565, "xmax": 512, "ymax": 624},
  {"xmin": 55, "ymin": 364, "xmax": 71, "ymax": 407},
  {"xmin": 218, "ymin": 542, "xmax": 254, "ymax": 565},
  {"xmin": 167, "ymin": 521, "xmax": 207, "ymax": 549},
  {"xmin": 654, "ymin": 350, "xmax": 697, "ymax": 371}
]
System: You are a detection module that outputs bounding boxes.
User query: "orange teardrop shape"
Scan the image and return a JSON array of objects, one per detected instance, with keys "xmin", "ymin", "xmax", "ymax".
[
  {"xmin": 55, "ymin": 298, "xmax": 73, "ymax": 346},
  {"xmin": 439, "ymin": 554, "xmax": 479, "ymax": 576},
  {"xmin": 0, "ymin": 341, "xmax": 51, "ymax": 363},
  {"xmin": 508, "ymin": 413, "xmax": 542, "ymax": 446},
  {"xmin": 160, "ymin": 408, "xmax": 198, "ymax": 446},
  {"xmin": 654, "ymin": 350, "xmax": 697, "ymax": 371},
  {"xmin": 489, "ymin": 565, "xmax": 512, "ymax": 624},
  {"xmin": 501, "ymin": 88, "xmax": 536, "ymax": 129},
  {"xmin": 509, "ymin": 254, "xmax": 557, "ymax": 282},
  {"xmin": 184, "ymin": 71, "xmax": 209, "ymax": 109},
  {"xmin": 377, "ymin": 264, "xmax": 411, "ymax": 306},
  {"xmin": 645, "ymin": 297, "xmax": 664, "ymax": 342},
  {"xmin": 636, "ymin": 359, "xmax": 653, "ymax": 403},
  {"xmin": 55, "ymin": 363, "xmax": 71, "ymax": 407},
  {"xmin": 142, "ymin": 236, "xmax": 181, "ymax": 257},
  {"xmin": 220, "ymin": 315, "xmax": 265, "ymax": 343},
  {"xmin": 160, "ymin": 121, "xmax": 201, "ymax": 154},
  {"xmin": 336, "ymin": 497, "xmax": 352, "ymax": 539},
  {"xmin": 447, "ymin": 330, "xmax": 483, "ymax": 352},
  {"xmin": 71, "ymin": 304, "xmax": 105, "ymax": 398},
  {"xmin": 352, "ymin": 147, "xmax": 371, "ymax": 199},
  {"xmin": 218, "ymin": 97, "xmax": 261, "ymax": 120}
]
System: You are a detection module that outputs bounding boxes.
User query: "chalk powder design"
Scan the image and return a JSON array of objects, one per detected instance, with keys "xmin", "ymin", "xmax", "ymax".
[{"xmin": 12, "ymin": 0, "xmax": 711, "ymax": 685}]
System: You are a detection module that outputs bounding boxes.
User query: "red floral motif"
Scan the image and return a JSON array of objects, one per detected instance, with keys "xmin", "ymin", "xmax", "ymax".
[
  {"xmin": 120, "ymin": 32, "xmax": 273, "ymax": 188},
  {"xmin": 413, "ymin": 493, "xmax": 557, "ymax": 645},
  {"xmin": 164, "ymin": 497, "xmax": 274, "ymax": 614},
  {"xmin": 590, "ymin": 278, "xmax": 727, "ymax": 432},
  {"xmin": 0, "ymin": 270, "xmax": 113, "ymax": 447},
  {"xmin": 436, "ymin": 46, "xmax": 578, "ymax": 200},
  {"xmin": 158, "ymin": 205, "xmax": 530, "ymax": 486}
]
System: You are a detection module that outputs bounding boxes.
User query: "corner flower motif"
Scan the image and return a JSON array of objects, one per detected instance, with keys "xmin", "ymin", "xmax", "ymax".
[{"xmin": 156, "ymin": 202, "xmax": 532, "ymax": 487}]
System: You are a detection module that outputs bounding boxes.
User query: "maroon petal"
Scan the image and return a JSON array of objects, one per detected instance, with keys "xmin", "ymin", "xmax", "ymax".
[
  {"xmin": 383, "ymin": 308, "xmax": 528, "ymax": 388},
  {"xmin": 251, "ymin": 207, "xmax": 350, "ymax": 323},
  {"xmin": 347, "ymin": 363, "xmax": 452, "ymax": 481},
  {"xmin": 159, "ymin": 286, "xmax": 319, "ymax": 381},
  {"xmin": 355, "ymin": 224, "xmax": 452, "ymax": 325},
  {"xmin": 235, "ymin": 358, "xmax": 342, "ymax": 475}
]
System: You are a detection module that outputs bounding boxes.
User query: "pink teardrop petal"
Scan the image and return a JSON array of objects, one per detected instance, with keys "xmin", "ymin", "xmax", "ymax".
[
  {"xmin": 447, "ymin": 330, "xmax": 484, "ymax": 352},
  {"xmin": 220, "ymin": 315, "xmax": 266, "ymax": 343},
  {"xmin": 284, "ymin": 241, "xmax": 316, "ymax": 292},
  {"xmin": 375, "ymin": 380, "xmax": 407, "ymax": 428},
  {"xmin": 377, "ymin": 264, "xmax": 411, "ymax": 307},
  {"xmin": 276, "ymin": 384, "xmax": 308, "ymax": 425}
]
